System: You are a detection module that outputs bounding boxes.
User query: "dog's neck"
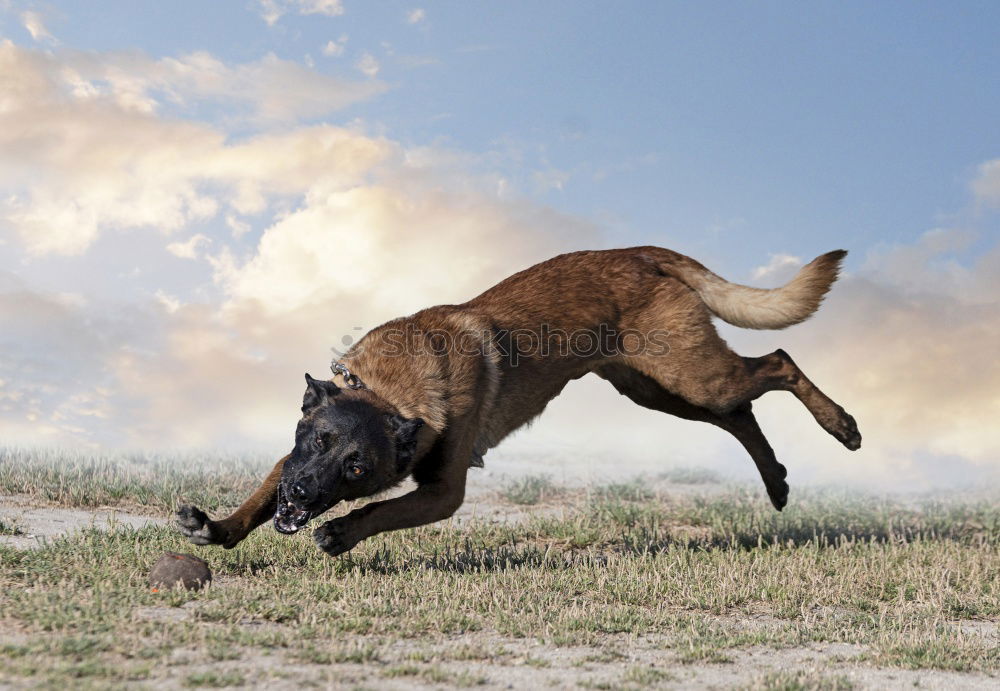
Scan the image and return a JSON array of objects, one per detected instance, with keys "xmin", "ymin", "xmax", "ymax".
[{"xmin": 335, "ymin": 351, "xmax": 449, "ymax": 435}]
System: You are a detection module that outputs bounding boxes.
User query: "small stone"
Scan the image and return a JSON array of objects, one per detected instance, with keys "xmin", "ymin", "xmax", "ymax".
[{"xmin": 149, "ymin": 552, "xmax": 212, "ymax": 591}]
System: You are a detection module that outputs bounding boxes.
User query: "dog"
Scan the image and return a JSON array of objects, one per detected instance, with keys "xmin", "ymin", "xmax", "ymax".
[{"xmin": 177, "ymin": 246, "xmax": 860, "ymax": 556}]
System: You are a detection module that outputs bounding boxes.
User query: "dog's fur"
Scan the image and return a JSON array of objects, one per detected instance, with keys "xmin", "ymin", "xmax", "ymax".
[{"xmin": 178, "ymin": 246, "xmax": 860, "ymax": 556}]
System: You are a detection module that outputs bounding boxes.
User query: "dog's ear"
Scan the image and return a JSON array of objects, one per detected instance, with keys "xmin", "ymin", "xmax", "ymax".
[
  {"xmin": 386, "ymin": 414, "xmax": 424, "ymax": 473},
  {"xmin": 302, "ymin": 373, "xmax": 339, "ymax": 413}
]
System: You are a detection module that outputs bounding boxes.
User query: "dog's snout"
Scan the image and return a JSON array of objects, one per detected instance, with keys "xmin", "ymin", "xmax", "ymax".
[{"xmin": 289, "ymin": 482, "xmax": 309, "ymax": 502}]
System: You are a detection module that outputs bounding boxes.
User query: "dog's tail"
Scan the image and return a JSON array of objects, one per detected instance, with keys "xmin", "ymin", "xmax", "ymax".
[{"xmin": 654, "ymin": 249, "xmax": 847, "ymax": 330}]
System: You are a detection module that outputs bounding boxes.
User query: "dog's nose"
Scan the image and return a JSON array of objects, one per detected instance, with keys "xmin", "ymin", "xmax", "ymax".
[{"xmin": 290, "ymin": 482, "xmax": 309, "ymax": 502}]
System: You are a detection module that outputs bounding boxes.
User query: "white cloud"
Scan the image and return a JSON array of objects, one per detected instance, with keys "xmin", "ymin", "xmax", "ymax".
[
  {"xmin": 861, "ymin": 227, "xmax": 979, "ymax": 299},
  {"xmin": 20, "ymin": 10, "xmax": 56, "ymax": 44},
  {"xmin": 225, "ymin": 214, "xmax": 251, "ymax": 238},
  {"xmin": 256, "ymin": 0, "xmax": 285, "ymax": 26},
  {"xmin": 256, "ymin": 0, "xmax": 344, "ymax": 26},
  {"xmin": 0, "ymin": 37, "xmax": 601, "ymax": 450},
  {"xmin": 212, "ymin": 184, "xmax": 597, "ymax": 319},
  {"xmin": 322, "ymin": 34, "xmax": 348, "ymax": 57},
  {"xmin": 131, "ymin": 49, "xmax": 383, "ymax": 121},
  {"xmin": 155, "ymin": 290, "xmax": 182, "ymax": 313},
  {"xmin": 1, "ymin": 43, "xmax": 384, "ymax": 122},
  {"xmin": 133, "ymin": 189, "xmax": 599, "ymax": 449},
  {"xmin": 299, "ymin": 0, "xmax": 345, "ymax": 17},
  {"xmin": 751, "ymin": 253, "xmax": 802, "ymax": 282},
  {"xmin": 719, "ymin": 230, "xmax": 1000, "ymax": 488},
  {"xmin": 0, "ymin": 277, "xmax": 156, "ymax": 447},
  {"xmin": 166, "ymin": 233, "xmax": 211, "ymax": 259},
  {"xmin": 971, "ymin": 158, "xmax": 1000, "ymax": 207},
  {"xmin": 355, "ymin": 52, "xmax": 380, "ymax": 78},
  {"xmin": 406, "ymin": 8, "xmax": 426, "ymax": 24},
  {"xmin": 532, "ymin": 168, "xmax": 570, "ymax": 193},
  {"xmin": 0, "ymin": 41, "xmax": 390, "ymax": 255}
]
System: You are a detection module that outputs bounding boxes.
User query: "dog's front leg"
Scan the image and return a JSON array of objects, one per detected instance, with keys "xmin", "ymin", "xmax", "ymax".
[
  {"xmin": 313, "ymin": 480, "xmax": 466, "ymax": 557},
  {"xmin": 177, "ymin": 454, "xmax": 287, "ymax": 549},
  {"xmin": 314, "ymin": 432, "xmax": 471, "ymax": 557}
]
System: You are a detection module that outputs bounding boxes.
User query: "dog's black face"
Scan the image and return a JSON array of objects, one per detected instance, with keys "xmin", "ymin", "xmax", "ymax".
[{"xmin": 274, "ymin": 374, "xmax": 423, "ymax": 534}]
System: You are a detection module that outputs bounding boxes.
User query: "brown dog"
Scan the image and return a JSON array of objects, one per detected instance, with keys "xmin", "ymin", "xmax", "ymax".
[{"xmin": 177, "ymin": 246, "xmax": 860, "ymax": 556}]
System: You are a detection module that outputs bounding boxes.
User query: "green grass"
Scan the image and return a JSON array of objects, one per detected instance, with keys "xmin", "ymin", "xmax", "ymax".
[
  {"xmin": 0, "ymin": 516, "xmax": 23, "ymax": 535},
  {"xmin": 745, "ymin": 670, "xmax": 854, "ymax": 690},
  {"xmin": 0, "ymin": 448, "xmax": 998, "ymax": 688},
  {"xmin": 499, "ymin": 474, "xmax": 563, "ymax": 505},
  {"xmin": 658, "ymin": 467, "xmax": 724, "ymax": 485},
  {"xmin": 623, "ymin": 665, "xmax": 674, "ymax": 684},
  {"xmin": 183, "ymin": 670, "xmax": 246, "ymax": 688},
  {"xmin": 591, "ymin": 478, "xmax": 654, "ymax": 502},
  {"xmin": 0, "ymin": 446, "xmax": 273, "ymax": 513}
]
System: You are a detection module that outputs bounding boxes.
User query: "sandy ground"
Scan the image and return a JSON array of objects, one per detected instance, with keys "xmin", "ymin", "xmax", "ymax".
[
  {"xmin": 4, "ymin": 617, "xmax": 996, "ymax": 690},
  {"xmin": 0, "ymin": 494, "xmax": 167, "ymax": 550},
  {"xmin": 167, "ymin": 636, "xmax": 995, "ymax": 691}
]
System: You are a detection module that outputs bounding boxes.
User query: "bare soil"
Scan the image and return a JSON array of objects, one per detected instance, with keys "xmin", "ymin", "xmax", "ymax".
[{"xmin": 0, "ymin": 493, "xmax": 166, "ymax": 550}]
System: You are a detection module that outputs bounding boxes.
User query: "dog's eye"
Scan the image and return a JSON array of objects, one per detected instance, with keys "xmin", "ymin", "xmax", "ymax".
[
  {"xmin": 314, "ymin": 433, "xmax": 325, "ymax": 449},
  {"xmin": 346, "ymin": 455, "xmax": 365, "ymax": 478}
]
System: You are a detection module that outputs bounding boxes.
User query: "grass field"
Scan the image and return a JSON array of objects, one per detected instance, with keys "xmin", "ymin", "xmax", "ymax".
[{"xmin": 0, "ymin": 447, "xmax": 998, "ymax": 689}]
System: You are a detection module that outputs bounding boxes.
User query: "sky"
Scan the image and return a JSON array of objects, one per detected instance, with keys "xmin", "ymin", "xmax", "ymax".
[{"xmin": 0, "ymin": 1, "xmax": 998, "ymax": 489}]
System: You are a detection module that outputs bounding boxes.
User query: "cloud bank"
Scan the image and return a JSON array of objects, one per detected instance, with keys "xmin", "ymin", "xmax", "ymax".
[
  {"xmin": 256, "ymin": 0, "xmax": 345, "ymax": 27},
  {"xmin": 0, "ymin": 40, "xmax": 598, "ymax": 451},
  {"xmin": 0, "ymin": 38, "xmax": 997, "ymax": 492}
]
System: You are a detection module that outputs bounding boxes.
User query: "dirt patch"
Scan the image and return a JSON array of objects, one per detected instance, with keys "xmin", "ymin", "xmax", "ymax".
[
  {"xmin": 88, "ymin": 630, "xmax": 999, "ymax": 690},
  {"xmin": 0, "ymin": 494, "xmax": 166, "ymax": 549},
  {"xmin": 687, "ymin": 643, "xmax": 1000, "ymax": 689},
  {"xmin": 958, "ymin": 620, "xmax": 1000, "ymax": 639}
]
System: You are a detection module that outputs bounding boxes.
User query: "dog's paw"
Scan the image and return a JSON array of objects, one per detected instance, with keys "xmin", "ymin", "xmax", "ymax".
[
  {"xmin": 766, "ymin": 476, "xmax": 789, "ymax": 511},
  {"xmin": 761, "ymin": 461, "xmax": 789, "ymax": 511},
  {"xmin": 314, "ymin": 518, "xmax": 362, "ymax": 557},
  {"xmin": 832, "ymin": 411, "xmax": 862, "ymax": 451},
  {"xmin": 176, "ymin": 505, "xmax": 225, "ymax": 546}
]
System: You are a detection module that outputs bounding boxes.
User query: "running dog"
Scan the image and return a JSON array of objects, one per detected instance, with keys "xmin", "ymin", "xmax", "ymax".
[{"xmin": 177, "ymin": 247, "xmax": 860, "ymax": 556}]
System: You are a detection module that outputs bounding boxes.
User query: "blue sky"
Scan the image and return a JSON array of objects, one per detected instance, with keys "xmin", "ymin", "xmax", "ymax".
[
  {"xmin": 1, "ymin": 1, "xmax": 998, "ymax": 487},
  {"xmin": 18, "ymin": 1, "xmax": 1000, "ymax": 266}
]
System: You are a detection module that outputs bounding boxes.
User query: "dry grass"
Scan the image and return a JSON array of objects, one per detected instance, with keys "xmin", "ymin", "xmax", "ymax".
[
  {"xmin": 0, "ymin": 516, "xmax": 23, "ymax": 536},
  {"xmin": 0, "ymin": 446, "xmax": 271, "ymax": 513},
  {"xmin": 0, "ymin": 447, "xmax": 998, "ymax": 688}
]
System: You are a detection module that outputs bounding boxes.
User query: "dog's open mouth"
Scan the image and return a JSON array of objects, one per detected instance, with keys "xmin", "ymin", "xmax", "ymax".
[{"xmin": 273, "ymin": 485, "xmax": 312, "ymax": 534}]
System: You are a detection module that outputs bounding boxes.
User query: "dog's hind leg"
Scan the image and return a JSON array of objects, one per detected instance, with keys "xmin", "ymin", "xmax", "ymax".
[
  {"xmin": 623, "ymin": 309, "xmax": 860, "ymax": 451},
  {"xmin": 176, "ymin": 454, "xmax": 287, "ymax": 549},
  {"xmin": 595, "ymin": 364, "xmax": 789, "ymax": 509},
  {"xmin": 740, "ymin": 349, "xmax": 861, "ymax": 451},
  {"xmin": 712, "ymin": 406, "xmax": 788, "ymax": 510}
]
